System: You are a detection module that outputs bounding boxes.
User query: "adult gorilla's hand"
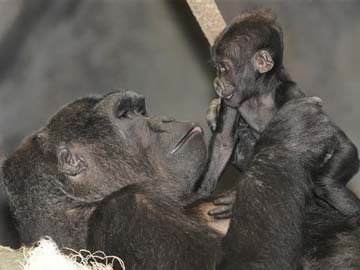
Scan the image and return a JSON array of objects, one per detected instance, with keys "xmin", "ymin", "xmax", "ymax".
[{"xmin": 208, "ymin": 190, "xmax": 236, "ymax": 219}]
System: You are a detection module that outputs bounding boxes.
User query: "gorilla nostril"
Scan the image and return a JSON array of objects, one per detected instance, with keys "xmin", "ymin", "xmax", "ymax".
[
  {"xmin": 135, "ymin": 108, "xmax": 148, "ymax": 117},
  {"xmin": 161, "ymin": 117, "xmax": 175, "ymax": 123}
]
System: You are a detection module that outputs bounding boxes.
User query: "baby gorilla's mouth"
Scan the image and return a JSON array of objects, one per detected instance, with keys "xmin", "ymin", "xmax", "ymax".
[
  {"xmin": 223, "ymin": 92, "xmax": 234, "ymax": 100},
  {"xmin": 170, "ymin": 126, "xmax": 203, "ymax": 155}
]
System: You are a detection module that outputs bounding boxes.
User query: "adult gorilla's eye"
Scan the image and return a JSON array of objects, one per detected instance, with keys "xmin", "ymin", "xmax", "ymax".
[
  {"xmin": 135, "ymin": 108, "xmax": 147, "ymax": 117},
  {"xmin": 117, "ymin": 110, "xmax": 132, "ymax": 119}
]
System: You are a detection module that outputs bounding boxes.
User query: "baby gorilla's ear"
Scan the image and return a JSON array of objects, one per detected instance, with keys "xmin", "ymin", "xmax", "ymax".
[
  {"xmin": 253, "ymin": 49, "xmax": 274, "ymax": 73},
  {"xmin": 57, "ymin": 146, "xmax": 87, "ymax": 176}
]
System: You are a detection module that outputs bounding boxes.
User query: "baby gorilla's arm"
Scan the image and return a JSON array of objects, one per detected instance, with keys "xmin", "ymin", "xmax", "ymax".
[
  {"xmin": 196, "ymin": 105, "xmax": 238, "ymax": 198},
  {"xmin": 314, "ymin": 132, "xmax": 360, "ymax": 216},
  {"xmin": 202, "ymin": 99, "xmax": 258, "ymax": 220}
]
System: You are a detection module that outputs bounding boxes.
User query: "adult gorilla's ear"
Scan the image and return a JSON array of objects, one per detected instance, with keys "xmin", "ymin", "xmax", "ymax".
[
  {"xmin": 253, "ymin": 49, "xmax": 274, "ymax": 73},
  {"xmin": 57, "ymin": 146, "xmax": 87, "ymax": 176}
]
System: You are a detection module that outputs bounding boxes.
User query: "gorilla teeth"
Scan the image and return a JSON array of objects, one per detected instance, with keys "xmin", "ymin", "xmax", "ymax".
[{"xmin": 224, "ymin": 93, "xmax": 234, "ymax": 100}]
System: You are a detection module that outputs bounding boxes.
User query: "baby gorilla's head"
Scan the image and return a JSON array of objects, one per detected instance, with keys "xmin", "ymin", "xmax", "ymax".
[{"xmin": 211, "ymin": 10, "xmax": 284, "ymax": 107}]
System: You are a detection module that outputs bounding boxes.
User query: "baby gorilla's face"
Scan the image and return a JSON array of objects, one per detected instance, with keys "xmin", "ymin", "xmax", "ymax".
[
  {"xmin": 211, "ymin": 42, "xmax": 259, "ymax": 108},
  {"xmin": 10, "ymin": 91, "xmax": 207, "ymax": 202}
]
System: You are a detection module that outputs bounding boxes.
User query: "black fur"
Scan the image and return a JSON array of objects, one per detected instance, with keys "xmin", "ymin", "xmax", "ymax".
[
  {"xmin": 221, "ymin": 97, "xmax": 360, "ymax": 270},
  {"xmin": 202, "ymin": 10, "xmax": 360, "ymax": 217},
  {"xmin": 87, "ymin": 185, "xmax": 221, "ymax": 270},
  {"xmin": 3, "ymin": 91, "xmax": 221, "ymax": 270},
  {"xmin": 2, "ymin": 91, "xmax": 360, "ymax": 269}
]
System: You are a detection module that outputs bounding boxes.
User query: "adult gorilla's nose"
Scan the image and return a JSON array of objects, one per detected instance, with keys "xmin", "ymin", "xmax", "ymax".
[
  {"xmin": 147, "ymin": 117, "xmax": 173, "ymax": 132},
  {"xmin": 161, "ymin": 116, "xmax": 175, "ymax": 123}
]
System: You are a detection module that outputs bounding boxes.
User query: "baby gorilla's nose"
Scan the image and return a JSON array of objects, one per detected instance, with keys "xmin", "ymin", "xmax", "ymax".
[{"xmin": 213, "ymin": 78, "xmax": 234, "ymax": 100}]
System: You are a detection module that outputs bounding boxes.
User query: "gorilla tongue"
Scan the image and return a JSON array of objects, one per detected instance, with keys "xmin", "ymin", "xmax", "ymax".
[{"xmin": 170, "ymin": 126, "xmax": 202, "ymax": 155}]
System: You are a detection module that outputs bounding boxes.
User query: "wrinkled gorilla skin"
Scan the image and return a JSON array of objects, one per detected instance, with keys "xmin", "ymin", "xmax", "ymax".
[
  {"xmin": 221, "ymin": 98, "xmax": 360, "ymax": 270},
  {"xmin": 3, "ymin": 91, "xmax": 222, "ymax": 270}
]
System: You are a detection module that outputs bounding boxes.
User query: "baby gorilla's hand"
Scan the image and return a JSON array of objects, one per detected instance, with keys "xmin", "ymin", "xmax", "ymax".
[
  {"xmin": 208, "ymin": 190, "xmax": 236, "ymax": 219},
  {"xmin": 206, "ymin": 98, "xmax": 222, "ymax": 132},
  {"xmin": 231, "ymin": 121, "xmax": 258, "ymax": 171}
]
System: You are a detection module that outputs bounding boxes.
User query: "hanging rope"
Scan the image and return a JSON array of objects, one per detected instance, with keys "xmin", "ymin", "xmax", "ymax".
[{"xmin": 186, "ymin": 0, "xmax": 226, "ymax": 46}]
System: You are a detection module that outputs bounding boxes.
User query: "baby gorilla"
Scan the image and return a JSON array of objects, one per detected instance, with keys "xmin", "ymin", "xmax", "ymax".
[{"xmin": 200, "ymin": 11, "xmax": 360, "ymax": 218}]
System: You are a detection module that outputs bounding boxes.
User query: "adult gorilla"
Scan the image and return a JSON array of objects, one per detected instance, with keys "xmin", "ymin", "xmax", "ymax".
[
  {"xmin": 3, "ymin": 91, "xmax": 220, "ymax": 270},
  {"xmin": 3, "ymin": 91, "xmax": 360, "ymax": 270}
]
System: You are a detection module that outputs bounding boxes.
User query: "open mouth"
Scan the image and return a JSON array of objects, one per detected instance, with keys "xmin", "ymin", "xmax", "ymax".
[
  {"xmin": 170, "ymin": 126, "xmax": 203, "ymax": 155},
  {"xmin": 215, "ymin": 89, "xmax": 234, "ymax": 100},
  {"xmin": 223, "ymin": 93, "xmax": 234, "ymax": 100}
]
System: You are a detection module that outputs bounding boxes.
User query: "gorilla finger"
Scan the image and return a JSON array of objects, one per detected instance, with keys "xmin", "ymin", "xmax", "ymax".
[
  {"xmin": 213, "ymin": 191, "xmax": 236, "ymax": 205},
  {"xmin": 213, "ymin": 196, "xmax": 235, "ymax": 205},
  {"xmin": 298, "ymin": 96, "xmax": 322, "ymax": 108},
  {"xmin": 210, "ymin": 123, "xmax": 217, "ymax": 132},
  {"xmin": 206, "ymin": 98, "xmax": 221, "ymax": 124},
  {"xmin": 307, "ymin": 96, "xmax": 323, "ymax": 106},
  {"xmin": 212, "ymin": 211, "xmax": 232, "ymax": 220},
  {"xmin": 207, "ymin": 115, "xmax": 217, "ymax": 130},
  {"xmin": 208, "ymin": 205, "xmax": 232, "ymax": 216}
]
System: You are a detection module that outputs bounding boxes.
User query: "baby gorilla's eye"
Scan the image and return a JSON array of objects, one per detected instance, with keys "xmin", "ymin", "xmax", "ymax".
[
  {"xmin": 215, "ymin": 66, "xmax": 227, "ymax": 76},
  {"xmin": 216, "ymin": 65, "xmax": 228, "ymax": 75}
]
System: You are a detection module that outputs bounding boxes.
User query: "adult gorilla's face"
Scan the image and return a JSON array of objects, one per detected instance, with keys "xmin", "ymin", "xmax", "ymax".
[{"xmin": 5, "ymin": 91, "xmax": 207, "ymax": 204}]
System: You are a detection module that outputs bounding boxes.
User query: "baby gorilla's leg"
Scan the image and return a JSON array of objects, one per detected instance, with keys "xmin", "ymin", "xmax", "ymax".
[{"xmin": 315, "ymin": 134, "xmax": 360, "ymax": 216}]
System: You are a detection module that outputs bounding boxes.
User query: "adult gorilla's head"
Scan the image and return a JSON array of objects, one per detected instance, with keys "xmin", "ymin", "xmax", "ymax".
[{"xmin": 2, "ymin": 91, "xmax": 207, "ymax": 247}]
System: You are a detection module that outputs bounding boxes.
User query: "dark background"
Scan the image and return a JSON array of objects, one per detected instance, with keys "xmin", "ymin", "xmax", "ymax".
[{"xmin": 0, "ymin": 0, "xmax": 359, "ymax": 247}]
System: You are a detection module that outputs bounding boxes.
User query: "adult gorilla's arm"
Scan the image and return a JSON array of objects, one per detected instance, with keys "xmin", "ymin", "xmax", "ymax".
[{"xmin": 87, "ymin": 184, "xmax": 221, "ymax": 270}]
